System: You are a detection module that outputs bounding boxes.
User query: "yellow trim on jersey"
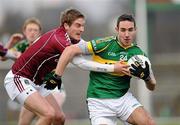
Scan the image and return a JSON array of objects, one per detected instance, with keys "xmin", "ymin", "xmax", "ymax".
[
  {"xmin": 87, "ymin": 42, "xmax": 93, "ymax": 53},
  {"xmin": 92, "ymin": 55, "xmax": 116, "ymax": 64},
  {"xmin": 96, "ymin": 44, "xmax": 110, "ymax": 53},
  {"xmin": 92, "ymin": 55, "xmax": 127, "ymax": 76},
  {"xmin": 87, "ymin": 40, "xmax": 110, "ymax": 54}
]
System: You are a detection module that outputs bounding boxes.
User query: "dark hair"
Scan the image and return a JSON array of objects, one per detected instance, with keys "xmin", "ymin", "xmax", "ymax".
[
  {"xmin": 116, "ymin": 14, "xmax": 136, "ymax": 28},
  {"xmin": 60, "ymin": 8, "xmax": 85, "ymax": 26}
]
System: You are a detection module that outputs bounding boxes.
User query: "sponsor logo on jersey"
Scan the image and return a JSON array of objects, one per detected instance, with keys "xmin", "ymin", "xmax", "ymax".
[{"xmin": 108, "ymin": 52, "xmax": 116, "ymax": 56}]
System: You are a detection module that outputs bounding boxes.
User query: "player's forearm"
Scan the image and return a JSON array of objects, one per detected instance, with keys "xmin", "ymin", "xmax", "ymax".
[
  {"xmin": 145, "ymin": 69, "xmax": 156, "ymax": 91},
  {"xmin": 71, "ymin": 55, "xmax": 114, "ymax": 72},
  {"xmin": 55, "ymin": 45, "xmax": 82, "ymax": 76},
  {"xmin": 5, "ymin": 38, "xmax": 16, "ymax": 49},
  {"xmin": 5, "ymin": 33, "xmax": 24, "ymax": 49}
]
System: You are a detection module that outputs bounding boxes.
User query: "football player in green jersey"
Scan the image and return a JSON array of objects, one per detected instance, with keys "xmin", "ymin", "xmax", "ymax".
[{"xmin": 52, "ymin": 14, "xmax": 156, "ymax": 125}]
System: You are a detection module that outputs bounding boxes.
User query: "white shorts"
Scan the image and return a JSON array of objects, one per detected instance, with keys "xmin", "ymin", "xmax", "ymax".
[
  {"xmin": 4, "ymin": 70, "xmax": 51, "ymax": 105},
  {"xmin": 87, "ymin": 92, "xmax": 142, "ymax": 125}
]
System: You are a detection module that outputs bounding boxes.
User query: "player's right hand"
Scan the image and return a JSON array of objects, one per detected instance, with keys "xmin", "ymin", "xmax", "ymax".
[
  {"xmin": 43, "ymin": 72, "xmax": 62, "ymax": 90},
  {"xmin": 114, "ymin": 61, "xmax": 130, "ymax": 76}
]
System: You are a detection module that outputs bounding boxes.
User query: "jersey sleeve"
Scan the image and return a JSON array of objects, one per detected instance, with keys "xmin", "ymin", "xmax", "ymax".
[
  {"xmin": 76, "ymin": 39, "xmax": 92, "ymax": 54},
  {"xmin": 71, "ymin": 55, "xmax": 114, "ymax": 72},
  {"xmin": 88, "ymin": 37, "xmax": 113, "ymax": 54}
]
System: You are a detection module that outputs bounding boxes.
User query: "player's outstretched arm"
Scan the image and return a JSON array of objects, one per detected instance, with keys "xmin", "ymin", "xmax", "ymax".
[
  {"xmin": 71, "ymin": 55, "xmax": 114, "ymax": 72},
  {"xmin": 71, "ymin": 55, "xmax": 130, "ymax": 75},
  {"xmin": 55, "ymin": 44, "xmax": 83, "ymax": 76}
]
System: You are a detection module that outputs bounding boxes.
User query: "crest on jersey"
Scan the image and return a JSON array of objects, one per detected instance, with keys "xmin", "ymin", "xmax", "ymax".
[{"xmin": 24, "ymin": 79, "xmax": 30, "ymax": 85}]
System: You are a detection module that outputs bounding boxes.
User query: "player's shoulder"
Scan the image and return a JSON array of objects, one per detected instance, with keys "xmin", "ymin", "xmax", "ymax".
[
  {"xmin": 14, "ymin": 39, "xmax": 28, "ymax": 48},
  {"xmin": 130, "ymin": 42, "xmax": 141, "ymax": 49},
  {"xmin": 93, "ymin": 36, "xmax": 115, "ymax": 43},
  {"xmin": 129, "ymin": 42, "xmax": 146, "ymax": 55},
  {"xmin": 90, "ymin": 36, "xmax": 116, "ymax": 46},
  {"xmin": 17, "ymin": 39, "xmax": 28, "ymax": 44},
  {"xmin": 37, "ymin": 27, "xmax": 61, "ymax": 42}
]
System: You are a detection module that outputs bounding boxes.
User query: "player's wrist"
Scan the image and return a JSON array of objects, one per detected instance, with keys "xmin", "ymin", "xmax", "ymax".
[
  {"xmin": 144, "ymin": 75, "xmax": 151, "ymax": 82},
  {"xmin": 53, "ymin": 74, "xmax": 62, "ymax": 81}
]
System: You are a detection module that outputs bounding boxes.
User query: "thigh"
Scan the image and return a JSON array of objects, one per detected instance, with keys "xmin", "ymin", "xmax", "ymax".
[
  {"xmin": 87, "ymin": 98, "xmax": 117, "ymax": 125},
  {"xmin": 52, "ymin": 90, "xmax": 66, "ymax": 108},
  {"xmin": 18, "ymin": 107, "xmax": 36, "ymax": 125},
  {"xmin": 45, "ymin": 94, "xmax": 64, "ymax": 116},
  {"xmin": 127, "ymin": 106, "xmax": 155, "ymax": 125},
  {"xmin": 50, "ymin": 85, "xmax": 66, "ymax": 108},
  {"xmin": 116, "ymin": 92, "xmax": 142, "ymax": 121},
  {"xmin": 22, "ymin": 91, "xmax": 54, "ymax": 117}
]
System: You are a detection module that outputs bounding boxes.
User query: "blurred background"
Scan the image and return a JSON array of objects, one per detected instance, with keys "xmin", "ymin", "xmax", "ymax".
[{"xmin": 0, "ymin": 0, "xmax": 180, "ymax": 124}]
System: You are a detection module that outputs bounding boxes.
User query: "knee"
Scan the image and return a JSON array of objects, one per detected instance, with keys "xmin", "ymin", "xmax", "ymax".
[
  {"xmin": 42, "ymin": 107, "xmax": 56, "ymax": 122},
  {"xmin": 147, "ymin": 119, "xmax": 156, "ymax": 125},
  {"xmin": 18, "ymin": 120, "xmax": 31, "ymax": 125},
  {"xmin": 54, "ymin": 111, "xmax": 66, "ymax": 124},
  {"xmin": 144, "ymin": 117, "xmax": 156, "ymax": 125}
]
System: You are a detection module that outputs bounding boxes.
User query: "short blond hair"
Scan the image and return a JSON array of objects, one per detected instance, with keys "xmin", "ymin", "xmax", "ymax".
[
  {"xmin": 60, "ymin": 8, "xmax": 85, "ymax": 26},
  {"xmin": 22, "ymin": 17, "xmax": 42, "ymax": 31}
]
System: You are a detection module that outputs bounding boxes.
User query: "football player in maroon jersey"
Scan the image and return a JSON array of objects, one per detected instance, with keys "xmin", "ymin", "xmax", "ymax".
[{"xmin": 4, "ymin": 8, "xmax": 85, "ymax": 125}]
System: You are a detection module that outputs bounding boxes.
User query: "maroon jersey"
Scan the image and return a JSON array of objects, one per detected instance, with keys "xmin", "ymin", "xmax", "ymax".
[{"xmin": 12, "ymin": 26, "xmax": 71, "ymax": 85}]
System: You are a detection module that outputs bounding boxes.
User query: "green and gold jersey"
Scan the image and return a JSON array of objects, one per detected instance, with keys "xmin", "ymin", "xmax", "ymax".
[
  {"xmin": 13, "ymin": 39, "xmax": 29, "ymax": 53},
  {"xmin": 86, "ymin": 36, "xmax": 145, "ymax": 98}
]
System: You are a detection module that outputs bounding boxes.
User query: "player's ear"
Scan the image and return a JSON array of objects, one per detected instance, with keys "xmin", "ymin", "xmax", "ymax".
[
  {"xmin": 64, "ymin": 23, "xmax": 69, "ymax": 30},
  {"xmin": 115, "ymin": 26, "xmax": 118, "ymax": 32}
]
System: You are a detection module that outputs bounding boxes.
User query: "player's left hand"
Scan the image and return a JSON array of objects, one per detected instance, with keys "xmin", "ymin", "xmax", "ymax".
[
  {"xmin": 129, "ymin": 61, "xmax": 150, "ymax": 81},
  {"xmin": 44, "ymin": 72, "xmax": 62, "ymax": 90}
]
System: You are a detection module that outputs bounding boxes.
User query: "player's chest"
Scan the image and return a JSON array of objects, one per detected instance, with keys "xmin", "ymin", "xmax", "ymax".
[{"xmin": 98, "ymin": 47, "xmax": 133, "ymax": 62}]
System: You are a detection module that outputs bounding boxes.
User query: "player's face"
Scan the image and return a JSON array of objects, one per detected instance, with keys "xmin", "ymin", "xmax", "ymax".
[
  {"xmin": 115, "ymin": 21, "xmax": 136, "ymax": 48},
  {"xmin": 65, "ymin": 18, "xmax": 85, "ymax": 41},
  {"xmin": 23, "ymin": 23, "xmax": 41, "ymax": 45}
]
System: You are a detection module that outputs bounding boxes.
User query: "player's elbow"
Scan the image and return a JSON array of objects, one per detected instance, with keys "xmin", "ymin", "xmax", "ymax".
[
  {"xmin": 65, "ymin": 45, "xmax": 82, "ymax": 56},
  {"xmin": 148, "ymin": 84, "xmax": 156, "ymax": 91},
  {"xmin": 145, "ymin": 80, "xmax": 156, "ymax": 91}
]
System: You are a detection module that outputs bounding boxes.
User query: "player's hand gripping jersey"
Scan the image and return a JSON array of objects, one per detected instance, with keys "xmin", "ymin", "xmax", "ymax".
[
  {"xmin": 85, "ymin": 36, "xmax": 146, "ymax": 98},
  {"xmin": 12, "ymin": 26, "xmax": 71, "ymax": 85}
]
